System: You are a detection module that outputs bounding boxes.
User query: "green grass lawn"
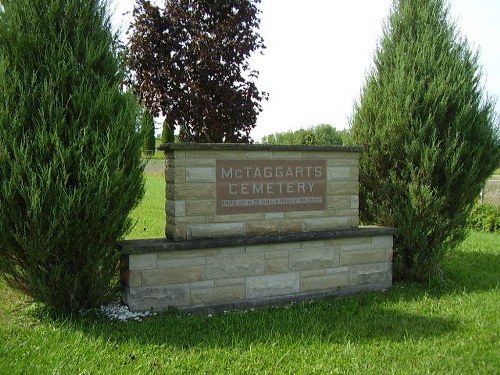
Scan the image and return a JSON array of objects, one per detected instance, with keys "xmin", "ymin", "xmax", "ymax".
[
  {"xmin": 127, "ymin": 174, "xmax": 166, "ymax": 239},
  {"xmin": 0, "ymin": 173, "xmax": 499, "ymax": 374}
]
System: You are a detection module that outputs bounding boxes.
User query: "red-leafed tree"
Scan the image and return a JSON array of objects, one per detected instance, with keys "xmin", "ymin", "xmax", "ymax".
[{"xmin": 128, "ymin": 0, "xmax": 267, "ymax": 143}]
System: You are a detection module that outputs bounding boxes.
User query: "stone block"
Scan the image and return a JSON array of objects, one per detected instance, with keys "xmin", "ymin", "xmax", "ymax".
[
  {"xmin": 272, "ymin": 151, "xmax": 302, "ymax": 159},
  {"xmin": 191, "ymin": 285, "xmax": 245, "ymax": 305},
  {"xmin": 327, "ymin": 182, "xmax": 359, "ymax": 196},
  {"xmin": 187, "ymin": 223, "xmax": 245, "ymax": 239},
  {"xmin": 351, "ymin": 195, "xmax": 359, "ymax": 209},
  {"xmin": 206, "ymin": 253, "xmax": 265, "ymax": 279},
  {"xmin": 327, "ymin": 158, "xmax": 359, "ymax": 167},
  {"xmin": 175, "ymin": 158, "xmax": 216, "ymax": 167},
  {"xmin": 327, "ymin": 196, "xmax": 352, "ymax": 209},
  {"xmin": 215, "ymin": 277, "xmax": 245, "ymax": 287},
  {"xmin": 219, "ymin": 246, "xmax": 246, "ymax": 255},
  {"xmin": 186, "ymin": 167, "xmax": 216, "ymax": 183},
  {"xmin": 340, "ymin": 249, "xmax": 387, "ymax": 266},
  {"xmin": 244, "ymin": 151, "xmax": 273, "ymax": 159},
  {"xmin": 157, "ymin": 256, "xmax": 206, "ymax": 268},
  {"xmin": 129, "ymin": 253, "xmax": 157, "ymax": 271},
  {"xmin": 186, "ymin": 150, "xmax": 245, "ymax": 159},
  {"xmin": 266, "ymin": 257, "xmax": 289, "ymax": 274},
  {"xmin": 349, "ymin": 263, "xmax": 392, "ymax": 286},
  {"xmin": 338, "ymin": 237, "xmax": 373, "ymax": 251},
  {"xmin": 284, "ymin": 210, "xmax": 332, "ymax": 219},
  {"xmin": 166, "ymin": 167, "xmax": 186, "ymax": 184},
  {"xmin": 185, "ymin": 200, "xmax": 215, "ymax": 216},
  {"xmin": 246, "ymin": 222, "xmax": 278, "ymax": 236},
  {"xmin": 265, "ymin": 212, "xmax": 285, "ymax": 220},
  {"xmin": 209, "ymin": 213, "xmax": 264, "ymax": 223},
  {"xmin": 303, "ymin": 217, "xmax": 351, "ymax": 232},
  {"xmin": 126, "ymin": 284, "xmax": 190, "ymax": 311},
  {"xmin": 142, "ymin": 266, "xmax": 205, "ymax": 286},
  {"xmin": 128, "ymin": 270, "xmax": 142, "ymax": 288},
  {"xmin": 166, "ymin": 200, "xmax": 186, "ymax": 217},
  {"xmin": 371, "ymin": 236, "xmax": 394, "ymax": 248},
  {"xmin": 289, "ymin": 247, "xmax": 339, "ymax": 271},
  {"xmin": 174, "ymin": 183, "xmax": 215, "ymax": 199},
  {"xmin": 300, "ymin": 273, "xmax": 349, "ymax": 292},
  {"xmin": 277, "ymin": 220, "xmax": 303, "ymax": 234},
  {"xmin": 327, "ymin": 167, "xmax": 351, "ymax": 181},
  {"xmin": 191, "ymin": 280, "xmax": 215, "ymax": 289},
  {"xmin": 158, "ymin": 248, "xmax": 220, "ymax": 259},
  {"xmin": 350, "ymin": 166, "xmax": 359, "ymax": 181},
  {"xmin": 246, "ymin": 273, "xmax": 299, "ymax": 299}
]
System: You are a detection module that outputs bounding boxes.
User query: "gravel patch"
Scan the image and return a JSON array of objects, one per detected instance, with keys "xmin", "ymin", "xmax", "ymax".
[{"xmin": 99, "ymin": 303, "xmax": 156, "ymax": 322}]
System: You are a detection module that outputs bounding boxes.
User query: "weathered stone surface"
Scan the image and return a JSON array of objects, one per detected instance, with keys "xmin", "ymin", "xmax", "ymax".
[
  {"xmin": 128, "ymin": 270, "xmax": 142, "ymax": 288},
  {"xmin": 278, "ymin": 220, "xmax": 303, "ymax": 234},
  {"xmin": 327, "ymin": 167, "xmax": 351, "ymax": 181},
  {"xmin": 129, "ymin": 253, "xmax": 157, "ymax": 271},
  {"xmin": 301, "ymin": 273, "xmax": 349, "ymax": 292},
  {"xmin": 371, "ymin": 236, "xmax": 394, "ymax": 248},
  {"xmin": 174, "ymin": 183, "xmax": 215, "ymax": 199},
  {"xmin": 206, "ymin": 253, "xmax": 265, "ymax": 279},
  {"xmin": 351, "ymin": 195, "xmax": 359, "ymax": 209},
  {"xmin": 266, "ymin": 257, "xmax": 289, "ymax": 274},
  {"xmin": 327, "ymin": 182, "xmax": 359, "ymax": 196},
  {"xmin": 327, "ymin": 196, "xmax": 352, "ymax": 209},
  {"xmin": 157, "ymin": 256, "xmax": 206, "ymax": 268},
  {"xmin": 191, "ymin": 285, "xmax": 245, "ymax": 305},
  {"xmin": 349, "ymin": 263, "xmax": 392, "ymax": 285},
  {"xmin": 126, "ymin": 284, "xmax": 190, "ymax": 310},
  {"xmin": 246, "ymin": 273, "xmax": 299, "ymax": 299},
  {"xmin": 166, "ymin": 200, "xmax": 186, "ymax": 217},
  {"xmin": 289, "ymin": 247, "xmax": 339, "ymax": 271},
  {"xmin": 215, "ymin": 277, "xmax": 245, "ymax": 287},
  {"xmin": 187, "ymin": 223, "xmax": 245, "ymax": 240},
  {"xmin": 186, "ymin": 167, "xmax": 216, "ymax": 183},
  {"xmin": 185, "ymin": 200, "xmax": 215, "ymax": 216},
  {"xmin": 166, "ymin": 167, "xmax": 186, "ymax": 184},
  {"xmin": 246, "ymin": 222, "xmax": 278, "ymax": 236},
  {"xmin": 340, "ymin": 249, "xmax": 387, "ymax": 266},
  {"xmin": 264, "ymin": 212, "xmax": 285, "ymax": 220},
  {"xmin": 142, "ymin": 266, "xmax": 205, "ymax": 286},
  {"xmin": 303, "ymin": 217, "xmax": 351, "ymax": 232}
]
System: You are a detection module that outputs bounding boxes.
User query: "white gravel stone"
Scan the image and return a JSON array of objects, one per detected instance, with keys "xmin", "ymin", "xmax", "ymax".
[{"xmin": 99, "ymin": 303, "xmax": 155, "ymax": 322}]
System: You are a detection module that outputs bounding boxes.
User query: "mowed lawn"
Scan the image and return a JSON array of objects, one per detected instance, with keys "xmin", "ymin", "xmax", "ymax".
[{"xmin": 0, "ymin": 173, "xmax": 498, "ymax": 374}]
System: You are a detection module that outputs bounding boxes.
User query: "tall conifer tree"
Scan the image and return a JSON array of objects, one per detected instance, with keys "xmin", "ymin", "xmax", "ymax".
[
  {"xmin": 0, "ymin": 0, "xmax": 145, "ymax": 311},
  {"xmin": 352, "ymin": 0, "xmax": 500, "ymax": 280}
]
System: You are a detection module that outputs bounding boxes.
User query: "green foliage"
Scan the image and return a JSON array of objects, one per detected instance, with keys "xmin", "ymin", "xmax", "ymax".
[
  {"xmin": 262, "ymin": 124, "xmax": 350, "ymax": 145},
  {"xmin": 141, "ymin": 110, "xmax": 156, "ymax": 155},
  {"xmin": 0, "ymin": 0, "xmax": 145, "ymax": 312},
  {"xmin": 351, "ymin": 0, "xmax": 500, "ymax": 280},
  {"xmin": 161, "ymin": 119, "xmax": 175, "ymax": 144},
  {"xmin": 468, "ymin": 204, "xmax": 500, "ymax": 232}
]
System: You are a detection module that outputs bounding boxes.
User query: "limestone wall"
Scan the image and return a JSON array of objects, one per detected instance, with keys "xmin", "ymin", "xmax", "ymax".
[
  {"xmin": 121, "ymin": 229, "xmax": 394, "ymax": 312},
  {"xmin": 162, "ymin": 144, "xmax": 363, "ymax": 241}
]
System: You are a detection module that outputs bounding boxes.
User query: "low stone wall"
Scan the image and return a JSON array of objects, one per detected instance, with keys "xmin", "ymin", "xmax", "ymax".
[{"xmin": 121, "ymin": 227, "xmax": 395, "ymax": 312}]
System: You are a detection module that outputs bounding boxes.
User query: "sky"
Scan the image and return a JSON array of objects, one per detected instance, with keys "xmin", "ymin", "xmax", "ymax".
[{"xmin": 110, "ymin": 0, "xmax": 500, "ymax": 142}]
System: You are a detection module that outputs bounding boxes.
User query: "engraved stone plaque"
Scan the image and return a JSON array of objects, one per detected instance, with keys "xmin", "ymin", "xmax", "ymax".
[{"xmin": 216, "ymin": 160, "xmax": 327, "ymax": 214}]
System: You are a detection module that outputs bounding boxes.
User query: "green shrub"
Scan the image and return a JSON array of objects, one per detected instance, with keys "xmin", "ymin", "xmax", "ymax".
[
  {"xmin": 0, "ymin": 0, "xmax": 144, "ymax": 312},
  {"xmin": 351, "ymin": 0, "xmax": 500, "ymax": 281},
  {"xmin": 468, "ymin": 204, "xmax": 500, "ymax": 232}
]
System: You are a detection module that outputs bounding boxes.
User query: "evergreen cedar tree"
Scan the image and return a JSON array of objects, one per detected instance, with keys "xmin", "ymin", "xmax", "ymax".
[
  {"xmin": 141, "ymin": 109, "xmax": 156, "ymax": 155},
  {"xmin": 351, "ymin": 0, "xmax": 500, "ymax": 281},
  {"xmin": 0, "ymin": 0, "xmax": 145, "ymax": 312},
  {"xmin": 128, "ymin": 0, "xmax": 267, "ymax": 143}
]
